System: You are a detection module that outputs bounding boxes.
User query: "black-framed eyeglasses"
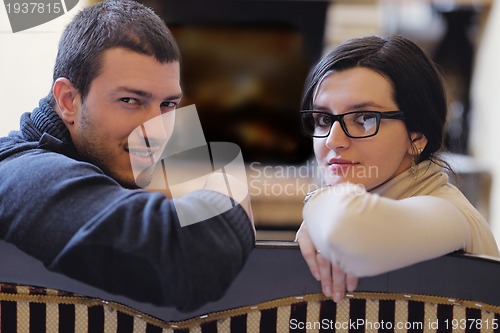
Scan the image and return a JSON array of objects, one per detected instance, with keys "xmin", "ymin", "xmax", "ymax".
[{"xmin": 300, "ymin": 110, "xmax": 406, "ymax": 139}]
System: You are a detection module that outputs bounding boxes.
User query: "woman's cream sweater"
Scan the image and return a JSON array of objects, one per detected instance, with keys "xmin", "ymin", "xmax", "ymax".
[{"xmin": 302, "ymin": 160, "xmax": 499, "ymax": 276}]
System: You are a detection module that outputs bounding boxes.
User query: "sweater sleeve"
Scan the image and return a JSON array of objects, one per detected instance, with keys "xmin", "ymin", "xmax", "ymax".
[
  {"xmin": 303, "ymin": 183, "xmax": 471, "ymax": 277},
  {"xmin": 0, "ymin": 150, "xmax": 255, "ymax": 311}
]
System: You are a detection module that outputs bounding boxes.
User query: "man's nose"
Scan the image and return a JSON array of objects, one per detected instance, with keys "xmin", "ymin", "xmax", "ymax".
[{"xmin": 141, "ymin": 106, "xmax": 168, "ymax": 143}]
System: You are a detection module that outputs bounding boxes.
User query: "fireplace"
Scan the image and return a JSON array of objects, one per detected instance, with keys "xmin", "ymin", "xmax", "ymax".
[{"xmin": 142, "ymin": 0, "xmax": 328, "ymax": 165}]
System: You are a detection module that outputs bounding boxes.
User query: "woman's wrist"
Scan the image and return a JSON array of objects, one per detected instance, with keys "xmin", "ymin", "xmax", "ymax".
[{"xmin": 304, "ymin": 183, "xmax": 366, "ymax": 204}]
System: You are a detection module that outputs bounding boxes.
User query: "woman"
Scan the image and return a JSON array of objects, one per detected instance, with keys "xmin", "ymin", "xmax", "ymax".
[{"xmin": 296, "ymin": 35, "xmax": 499, "ymax": 303}]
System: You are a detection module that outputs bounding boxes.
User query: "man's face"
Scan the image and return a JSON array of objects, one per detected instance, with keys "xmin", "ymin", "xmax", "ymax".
[{"xmin": 70, "ymin": 47, "xmax": 182, "ymax": 188}]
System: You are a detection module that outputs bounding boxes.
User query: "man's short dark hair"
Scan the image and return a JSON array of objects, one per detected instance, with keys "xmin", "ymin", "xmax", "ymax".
[{"xmin": 48, "ymin": 0, "xmax": 180, "ymax": 105}]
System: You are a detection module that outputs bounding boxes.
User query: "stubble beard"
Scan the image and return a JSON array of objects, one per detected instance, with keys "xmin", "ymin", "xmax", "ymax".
[{"xmin": 75, "ymin": 105, "xmax": 139, "ymax": 189}]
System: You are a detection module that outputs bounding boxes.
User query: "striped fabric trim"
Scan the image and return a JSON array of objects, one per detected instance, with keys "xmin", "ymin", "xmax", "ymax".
[
  {"xmin": 168, "ymin": 293, "xmax": 500, "ymax": 332},
  {"xmin": 0, "ymin": 283, "xmax": 167, "ymax": 332},
  {"xmin": 2, "ymin": 283, "xmax": 500, "ymax": 332}
]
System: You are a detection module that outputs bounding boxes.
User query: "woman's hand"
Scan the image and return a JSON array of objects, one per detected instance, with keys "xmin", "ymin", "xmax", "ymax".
[{"xmin": 296, "ymin": 222, "xmax": 359, "ymax": 302}]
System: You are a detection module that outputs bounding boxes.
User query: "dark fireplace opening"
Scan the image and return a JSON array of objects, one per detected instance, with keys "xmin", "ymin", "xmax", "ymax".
[{"xmin": 141, "ymin": 0, "xmax": 328, "ymax": 165}]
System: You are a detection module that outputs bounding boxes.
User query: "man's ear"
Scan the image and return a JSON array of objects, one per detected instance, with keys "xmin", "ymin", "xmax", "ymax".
[
  {"xmin": 408, "ymin": 132, "xmax": 428, "ymax": 155},
  {"xmin": 52, "ymin": 78, "xmax": 81, "ymax": 127}
]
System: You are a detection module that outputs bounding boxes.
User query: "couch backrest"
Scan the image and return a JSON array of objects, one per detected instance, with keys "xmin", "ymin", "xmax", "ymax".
[{"xmin": 1, "ymin": 240, "xmax": 500, "ymax": 332}]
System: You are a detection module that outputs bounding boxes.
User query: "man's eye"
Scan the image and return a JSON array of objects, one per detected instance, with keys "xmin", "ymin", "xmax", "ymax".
[
  {"xmin": 120, "ymin": 97, "xmax": 140, "ymax": 105},
  {"xmin": 161, "ymin": 101, "xmax": 177, "ymax": 108}
]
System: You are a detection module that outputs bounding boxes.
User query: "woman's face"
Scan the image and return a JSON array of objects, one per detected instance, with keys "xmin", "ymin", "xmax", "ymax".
[{"xmin": 313, "ymin": 67, "xmax": 415, "ymax": 190}]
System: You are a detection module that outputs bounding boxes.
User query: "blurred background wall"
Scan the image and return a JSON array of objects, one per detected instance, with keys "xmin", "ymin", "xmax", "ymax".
[
  {"xmin": 470, "ymin": 1, "xmax": 500, "ymax": 245},
  {"xmin": 0, "ymin": 1, "xmax": 87, "ymax": 136}
]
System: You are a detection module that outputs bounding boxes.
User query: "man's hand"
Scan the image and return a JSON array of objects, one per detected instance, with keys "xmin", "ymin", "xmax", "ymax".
[{"xmin": 296, "ymin": 222, "xmax": 358, "ymax": 302}]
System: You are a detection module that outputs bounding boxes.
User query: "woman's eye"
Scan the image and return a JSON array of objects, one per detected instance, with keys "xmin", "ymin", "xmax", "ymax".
[
  {"xmin": 316, "ymin": 114, "xmax": 331, "ymax": 127},
  {"xmin": 354, "ymin": 113, "xmax": 376, "ymax": 124}
]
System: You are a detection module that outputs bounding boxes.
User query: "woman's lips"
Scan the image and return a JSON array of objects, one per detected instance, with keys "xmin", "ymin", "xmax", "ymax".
[{"xmin": 327, "ymin": 158, "xmax": 358, "ymax": 173}]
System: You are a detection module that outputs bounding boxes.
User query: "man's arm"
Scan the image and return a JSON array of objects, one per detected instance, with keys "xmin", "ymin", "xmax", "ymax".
[{"xmin": 1, "ymin": 150, "xmax": 255, "ymax": 311}]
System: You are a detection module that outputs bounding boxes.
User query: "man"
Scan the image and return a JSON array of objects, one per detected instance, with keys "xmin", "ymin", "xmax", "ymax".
[{"xmin": 0, "ymin": 0, "xmax": 255, "ymax": 311}]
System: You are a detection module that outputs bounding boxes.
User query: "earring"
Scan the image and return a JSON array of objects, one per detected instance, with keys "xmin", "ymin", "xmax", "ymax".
[
  {"xmin": 410, "ymin": 158, "xmax": 417, "ymax": 177},
  {"xmin": 410, "ymin": 147, "xmax": 423, "ymax": 178}
]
